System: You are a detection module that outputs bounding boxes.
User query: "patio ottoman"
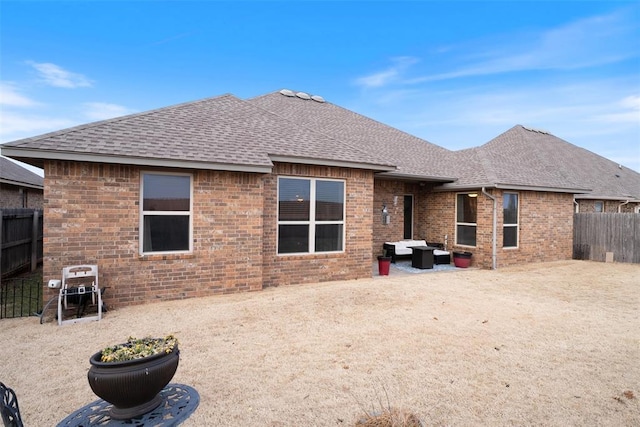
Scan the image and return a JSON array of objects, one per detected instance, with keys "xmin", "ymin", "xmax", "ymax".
[{"xmin": 433, "ymin": 250, "xmax": 451, "ymax": 265}]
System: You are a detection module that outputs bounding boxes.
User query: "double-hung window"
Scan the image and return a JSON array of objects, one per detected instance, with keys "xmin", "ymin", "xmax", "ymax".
[
  {"xmin": 456, "ymin": 193, "xmax": 477, "ymax": 246},
  {"xmin": 277, "ymin": 177, "xmax": 345, "ymax": 254},
  {"xmin": 503, "ymin": 192, "xmax": 519, "ymax": 248},
  {"xmin": 140, "ymin": 172, "xmax": 192, "ymax": 254}
]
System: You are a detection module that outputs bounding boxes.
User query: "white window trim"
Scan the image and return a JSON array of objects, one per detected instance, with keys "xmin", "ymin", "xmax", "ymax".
[
  {"xmin": 277, "ymin": 176, "xmax": 346, "ymax": 255},
  {"xmin": 140, "ymin": 171, "xmax": 193, "ymax": 256},
  {"xmin": 503, "ymin": 192, "xmax": 519, "ymax": 249},
  {"xmin": 455, "ymin": 192, "xmax": 477, "ymax": 248}
]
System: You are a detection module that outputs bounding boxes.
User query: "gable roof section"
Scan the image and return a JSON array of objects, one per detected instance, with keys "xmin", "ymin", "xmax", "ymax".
[
  {"xmin": 1, "ymin": 94, "xmax": 396, "ymax": 174},
  {"xmin": 0, "ymin": 156, "xmax": 43, "ymax": 189},
  {"xmin": 249, "ymin": 91, "xmax": 456, "ymax": 182},
  {"xmin": 441, "ymin": 125, "xmax": 607, "ymax": 194}
]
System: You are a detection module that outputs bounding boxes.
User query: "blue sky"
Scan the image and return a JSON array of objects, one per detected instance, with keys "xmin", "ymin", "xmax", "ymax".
[{"xmin": 1, "ymin": 1, "xmax": 639, "ymax": 174}]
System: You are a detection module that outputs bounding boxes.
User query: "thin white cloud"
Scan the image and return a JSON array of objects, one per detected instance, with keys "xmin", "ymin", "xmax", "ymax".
[
  {"xmin": 0, "ymin": 111, "xmax": 76, "ymax": 141},
  {"xmin": 596, "ymin": 95, "xmax": 640, "ymax": 124},
  {"xmin": 83, "ymin": 102, "xmax": 135, "ymax": 121},
  {"xmin": 354, "ymin": 57, "xmax": 419, "ymax": 88},
  {"xmin": 350, "ymin": 75, "xmax": 640, "ymax": 171},
  {"xmin": 0, "ymin": 82, "xmax": 40, "ymax": 107},
  {"xmin": 408, "ymin": 8, "xmax": 639, "ymax": 83},
  {"xmin": 27, "ymin": 61, "xmax": 93, "ymax": 88}
]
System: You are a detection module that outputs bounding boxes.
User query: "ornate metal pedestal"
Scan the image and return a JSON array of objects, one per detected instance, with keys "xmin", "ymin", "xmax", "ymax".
[{"xmin": 57, "ymin": 384, "xmax": 199, "ymax": 427}]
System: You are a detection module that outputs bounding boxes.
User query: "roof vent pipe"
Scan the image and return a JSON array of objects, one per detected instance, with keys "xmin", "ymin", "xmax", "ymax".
[{"xmin": 482, "ymin": 187, "xmax": 497, "ymax": 270}]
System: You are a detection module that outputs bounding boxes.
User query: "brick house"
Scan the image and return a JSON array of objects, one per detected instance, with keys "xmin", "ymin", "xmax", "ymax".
[
  {"xmin": 2, "ymin": 90, "xmax": 638, "ymax": 308},
  {"xmin": 0, "ymin": 156, "xmax": 44, "ymax": 209}
]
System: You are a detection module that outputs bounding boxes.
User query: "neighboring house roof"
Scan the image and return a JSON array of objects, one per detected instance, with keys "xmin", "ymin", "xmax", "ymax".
[
  {"xmin": 0, "ymin": 156, "xmax": 44, "ymax": 189},
  {"xmin": 0, "ymin": 94, "xmax": 396, "ymax": 174},
  {"xmin": 249, "ymin": 90, "xmax": 457, "ymax": 182},
  {"xmin": 441, "ymin": 125, "xmax": 603, "ymax": 194}
]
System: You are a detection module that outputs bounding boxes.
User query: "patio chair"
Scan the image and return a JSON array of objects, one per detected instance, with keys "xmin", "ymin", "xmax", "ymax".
[{"xmin": 0, "ymin": 382, "xmax": 23, "ymax": 427}]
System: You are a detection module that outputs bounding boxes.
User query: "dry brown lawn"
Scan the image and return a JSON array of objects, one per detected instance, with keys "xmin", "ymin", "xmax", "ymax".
[{"xmin": 1, "ymin": 260, "xmax": 638, "ymax": 426}]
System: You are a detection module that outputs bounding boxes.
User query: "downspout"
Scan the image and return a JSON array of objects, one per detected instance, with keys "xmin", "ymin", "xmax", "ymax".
[
  {"xmin": 573, "ymin": 197, "xmax": 579, "ymax": 213},
  {"xmin": 482, "ymin": 187, "xmax": 497, "ymax": 270},
  {"xmin": 618, "ymin": 200, "xmax": 629, "ymax": 213}
]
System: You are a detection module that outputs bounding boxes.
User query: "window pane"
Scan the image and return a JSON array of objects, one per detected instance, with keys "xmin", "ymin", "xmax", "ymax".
[
  {"xmin": 503, "ymin": 226, "xmax": 518, "ymax": 247},
  {"xmin": 316, "ymin": 181, "xmax": 344, "ymax": 221},
  {"xmin": 143, "ymin": 215, "xmax": 189, "ymax": 252},
  {"xmin": 595, "ymin": 202, "xmax": 603, "ymax": 212},
  {"xmin": 457, "ymin": 194, "xmax": 477, "ymax": 223},
  {"xmin": 143, "ymin": 174, "xmax": 190, "ymax": 211},
  {"xmin": 279, "ymin": 178, "xmax": 310, "ymax": 221},
  {"xmin": 278, "ymin": 225, "xmax": 309, "ymax": 254},
  {"xmin": 315, "ymin": 224, "xmax": 343, "ymax": 252},
  {"xmin": 503, "ymin": 194, "xmax": 518, "ymax": 225},
  {"xmin": 457, "ymin": 225, "xmax": 476, "ymax": 246}
]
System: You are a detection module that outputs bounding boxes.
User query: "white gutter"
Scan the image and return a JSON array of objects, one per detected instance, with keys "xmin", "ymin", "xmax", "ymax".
[{"xmin": 482, "ymin": 187, "xmax": 497, "ymax": 270}]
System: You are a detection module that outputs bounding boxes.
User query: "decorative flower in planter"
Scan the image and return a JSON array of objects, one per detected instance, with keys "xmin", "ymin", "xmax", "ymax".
[
  {"xmin": 100, "ymin": 335, "xmax": 178, "ymax": 362},
  {"xmin": 88, "ymin": 335, "xmax": 180, "ymax": 420}
]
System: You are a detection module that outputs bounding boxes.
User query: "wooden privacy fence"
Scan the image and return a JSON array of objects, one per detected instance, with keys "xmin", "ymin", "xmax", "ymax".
[
  {"xmin": 0, "ymin": 209, "xmax": 44, "ymax": 278},
  {"xmin": 573, "ymin": 213, "xmax": 639, "ymax": 264}
]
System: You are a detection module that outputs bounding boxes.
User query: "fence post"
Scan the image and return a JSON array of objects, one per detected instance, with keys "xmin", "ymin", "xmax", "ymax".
[{"xmin": 31, "ymin": 210, "xmax": 39, "ymax": 272}]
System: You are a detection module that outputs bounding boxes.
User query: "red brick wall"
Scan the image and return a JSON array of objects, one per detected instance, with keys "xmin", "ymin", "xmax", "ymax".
[
  {"xmin": 262, "ymin": 163, "xmax": 374, "ymax": 287},
  {"xmin": 42, "ymin": 161, "xmax": 264, "ymax": 309},
  {"xmin": 371, "ymin": 180, "xmax": 432, "ymax": 254},
  {"xmin": 0, "ymin": 184, "xmax": 43, "ymax": 209},
  {"xmin": 577, "ymin": 199, "xmax": 639, "ymax": 213},
  {"xmin": 422, "ymin": 189, "xmax": 574, "ymax": 269}
]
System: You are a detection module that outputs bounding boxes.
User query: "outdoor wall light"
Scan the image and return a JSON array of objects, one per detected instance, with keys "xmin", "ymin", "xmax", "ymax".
[
  {"xmin": 381, "ymin": 204, "xmax": 390, "ymax": 225},
  {"xmin": 468, "ymin": 193, "xmax": 478, "ymax": 198}
]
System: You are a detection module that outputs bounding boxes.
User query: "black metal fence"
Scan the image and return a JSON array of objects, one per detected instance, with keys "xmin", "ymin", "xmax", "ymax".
[
  {"xmin": 0, "ymin": 276, "xmax": 43, "ymax": 319},
  {"xmin": 1, "ymin": 209, "xmax": 43, "ymax": 278}
]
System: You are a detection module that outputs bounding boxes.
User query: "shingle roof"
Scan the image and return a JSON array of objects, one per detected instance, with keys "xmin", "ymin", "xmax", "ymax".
[
  {"xmin": 445, "ymin": 125, "xmax": 640, "ymax": 199},
  {"xmin": 249, "ymin": 91, "xmax": 456, "ymax": 181},
  {"xmin": 1, "ymin": 94, "xmax": 395, "ymax": 173},
  {"xmin": 2, "ymin": 91, "xmax": 637, "ymax": 200},
  {"xmin": 0, "ymin": 156, "xmax": 43, "ymax": 188}
]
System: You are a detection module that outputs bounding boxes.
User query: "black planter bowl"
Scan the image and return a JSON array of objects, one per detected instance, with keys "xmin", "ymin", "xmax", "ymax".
[{"xmin": 87, "ymin": 345, "xmax": 180, "ymax": 420}]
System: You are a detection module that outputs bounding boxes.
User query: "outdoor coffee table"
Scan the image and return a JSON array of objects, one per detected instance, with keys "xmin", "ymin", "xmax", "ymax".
[{"xmin": 410, "ymin": 246, "xmax": 437, "ymax": 269}]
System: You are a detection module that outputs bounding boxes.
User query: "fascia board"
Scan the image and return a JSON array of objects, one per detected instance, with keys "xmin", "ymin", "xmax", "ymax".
[
  {"xmin": 1, "ymin": 148, "xmax": 273, "ymax": 174},
  {"xmin": 269, "ymin": 155, "xmax": 396, "ymax": 172}
]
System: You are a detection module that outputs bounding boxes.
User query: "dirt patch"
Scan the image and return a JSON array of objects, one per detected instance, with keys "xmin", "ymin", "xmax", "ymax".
[{"xmin": 1, "ymin": 260, "xmax": 638, "ymax": 426}]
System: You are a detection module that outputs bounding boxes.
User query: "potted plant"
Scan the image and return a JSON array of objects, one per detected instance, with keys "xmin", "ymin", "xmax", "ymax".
[
  {"xmin": 453, "ymin": 251, "xmax": 473, "ymax": 268},
  {"xmin": 377, "ymin": 248, "xmax": 391, "ymax": 276},
  {"xmin": 87, "ymin": 335, "xmax": 180, "ymax": 420}
]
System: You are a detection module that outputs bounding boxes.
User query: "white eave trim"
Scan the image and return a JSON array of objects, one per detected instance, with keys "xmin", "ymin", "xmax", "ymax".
[
  {"xmin": 375, "ymin": 171, "xmax": 457, "ymax": 183},
  {"xmin": 1, "ymin": 148, "xmax": 273, "ymax": 174},
  {"xmin": 269, "ymin": 155, "xmax": 396, "ymax": 172},
  {"xmin": 0, "ymin": 179, "xmax": 43, "ymax": 190},
  {"xmin": 574, "ymin": 194, "xmax": 640, "ymax": 202},
  {"xmin": 434, "ymin": 182, "xmax": 591, "ymax": 194}
]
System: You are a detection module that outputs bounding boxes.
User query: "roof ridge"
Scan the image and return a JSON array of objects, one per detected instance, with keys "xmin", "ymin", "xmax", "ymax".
[
  {"xmin": 250, "ymin": 90, "xmax": 451, "ymax": 153},
  {"xmin": 248, "ymin": 93, "xmax": 395, "ymax": 168}
]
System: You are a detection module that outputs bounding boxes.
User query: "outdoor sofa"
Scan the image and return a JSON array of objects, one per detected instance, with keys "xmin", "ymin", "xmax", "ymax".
[{"xmin": 383, "ymin": 240, "xmax": 451, "ymax": 264}]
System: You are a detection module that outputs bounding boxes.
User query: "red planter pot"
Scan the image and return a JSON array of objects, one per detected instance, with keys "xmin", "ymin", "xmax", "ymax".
[
  {"xmin": 378, "ymin": 256, "xmax": 391, "ymax": 275},
  {"xmin": 453, "ymin": 251, "xmax": 472, "ymax": 268}
]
